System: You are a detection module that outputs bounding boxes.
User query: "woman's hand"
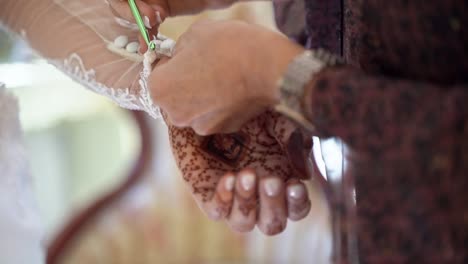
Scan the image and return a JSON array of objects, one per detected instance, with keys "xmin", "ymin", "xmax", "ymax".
[
  {"xmin": 107, "ymin": 0, "xmax": 238, "ymax": 31},
  {"xmin": 108, "ymin": 1, "xmax": 239, "ymax": 52},
  {"xmin": 151, "ymin": 20, "xmax": 304, "ymax": 135},
  {"xmin": 166, "ymin": 110, "xmax": 312, "ymax": 235},
  {"xmin": 110, "ymin": 0, "xmax": 236, "ymax": 18}
]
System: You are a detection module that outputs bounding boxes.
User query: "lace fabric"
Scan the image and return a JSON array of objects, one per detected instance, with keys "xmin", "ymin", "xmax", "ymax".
[{"xmin": 1, "ymin": 0, "xmax": 175, "ymax": 119}]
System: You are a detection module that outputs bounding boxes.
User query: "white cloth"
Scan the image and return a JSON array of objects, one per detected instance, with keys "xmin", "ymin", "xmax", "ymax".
[
  {"xmin": 1, "ymin": 0, "xmax": 175, "ymax": 120},
  {"xmin": 0, "ymin": 84, "xmax": 45, "ymax": 264},
  {"xmin": 0, "ymin": 1, "xmax": 178, "ymax": 261}
]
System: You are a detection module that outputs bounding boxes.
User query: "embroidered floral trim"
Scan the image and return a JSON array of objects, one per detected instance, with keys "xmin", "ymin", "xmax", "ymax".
[
  {"xmin": 51, "ymin": 53, "xmax": 161, "ymax": 119},
  {"xmin": 1, "ymin": 21, "xmax": 171, "ymax": 119}
]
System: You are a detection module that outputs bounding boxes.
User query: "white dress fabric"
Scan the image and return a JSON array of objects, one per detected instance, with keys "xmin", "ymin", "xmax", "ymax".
[
  {"xmin": 0, "ymin": 1, "xmax": 176, "ymax": 262},
  {"xmin": 1, "ymin": 0, "xmax": 175, "ymax": 119},
  {"xmin": 0, "ymin": 84, "xmax": 45, "ymax": 264}
]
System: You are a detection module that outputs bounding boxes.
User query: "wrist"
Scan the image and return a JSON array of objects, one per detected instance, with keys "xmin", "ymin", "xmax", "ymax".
[
  {"xmin": 274, "ymin": 49, "xmax": 343, "ymax": 132},
  {"xmin": 249, "ymin": 31, "xmax": 304, "ymax": 107}
]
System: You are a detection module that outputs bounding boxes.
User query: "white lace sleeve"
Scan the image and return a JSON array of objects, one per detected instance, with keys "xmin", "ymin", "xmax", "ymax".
[{"xmin": 0, "ymin": 0, "xmax": 175, "ymax": 119}]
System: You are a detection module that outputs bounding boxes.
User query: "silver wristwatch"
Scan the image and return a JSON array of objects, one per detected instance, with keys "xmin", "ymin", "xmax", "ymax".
[{"xmin": 275, "ymin": 49, "xmax": 342, "ymax": 132}]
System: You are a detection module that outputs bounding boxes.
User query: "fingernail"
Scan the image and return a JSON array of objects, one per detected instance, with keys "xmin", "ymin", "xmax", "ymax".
[
  {"xmin": 240, "ymin": 172, "xmax": 255, "ymax": 191},
  {"xmin": 264, "ymin": 178, "xmax": 281, "ymax": 197},
  {"xmin": 144, "ymin": 16, "xmax": 152, "ymax": 29},
  {"xmin": 156, "ymin": 11, "xmax": 163, "ymax": 24},
  {"xmin": 288, "ymin": 184, "xmax": 305, "ymax": 200},
  {"xmin": 225, "ymin": 176, "xmax": 235, "ymax": 191}
]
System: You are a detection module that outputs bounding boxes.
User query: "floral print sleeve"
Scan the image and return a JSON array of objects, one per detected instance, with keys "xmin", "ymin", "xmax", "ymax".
[
  {"xmin": 276, "ymin": 0, "xmax": 468, "ymax": 260},
  {"xmin": 304, "ymin": 66, "xmax": 467, "ymax": 155},
  {"xmin": 301, "ymin": 66, "xmax": 468, "ymax": 262}
]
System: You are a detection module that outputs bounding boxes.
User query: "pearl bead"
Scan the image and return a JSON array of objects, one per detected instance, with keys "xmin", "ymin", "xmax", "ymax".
[
  {"xmin": 126, "ymin": 42, "xmax": 139, "ymax": 53},
  {"xmin": 113, "ymin": 35, "xmax": 128, "ymax": 49},
  {"xmin": 160, "ymin": 39, "xmax": 175, "ymax": 53}
]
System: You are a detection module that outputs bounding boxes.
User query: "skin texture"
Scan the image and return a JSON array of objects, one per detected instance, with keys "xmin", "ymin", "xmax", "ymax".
[
  {"xmin": 108, "ymin": 0, "xmax": 237, "ymax": 51},
  {"xmin": 165, "ymin": 110, "xmax": 311, "ymax": 235},
  {"xmin": 112, "ymin": 1, "xmax": 311, "ymax": 235},
  {"xmin": 151, "ymin": 19, "xmax": 304, "ymax": 135},
  {"xmin": 110, "ymin": 0, "xmax": 234, "ymax": 18},
  {"xmin": 110, "ymin": 2, "xmax": 304, "ymax": 134}
]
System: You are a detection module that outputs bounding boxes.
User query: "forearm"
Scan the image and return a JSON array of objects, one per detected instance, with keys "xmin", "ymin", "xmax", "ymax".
[
  {"xmin": 302, "ymin": 66, "xmax": 468, "ymax": 154},
  {"xmin": 1, "ymin": 0, "xmax": 163, "ymax": 118},
  {"xmin": 2, "ymin": 1, "xmax": 100, "ymax": 64},
  {"xmin": 1, "ymin": 0, "xmax": 50, "ymax": 38}
]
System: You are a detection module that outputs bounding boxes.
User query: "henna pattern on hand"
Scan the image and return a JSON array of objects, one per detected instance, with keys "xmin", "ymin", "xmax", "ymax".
[
  {"xmin": 265, "ymin": 217, "xmax": 286, "ymax": 235},
  {"xmin": 213, "ymin": 192, "xmax": 232, "ymax": 218},
  {"xmin": 201, "ymin": 132, "xmax": 249, "ymax": 166},
  {"xmin": 167, "ymin": 110, "xmax": 308, "ymax": 208},
  {"xmin": 288, "ymin": 198, "xmax": 310, "ymax": 216},
  {"xmin": 237, "ymin": 196, "xmax": 258, "ymax": 217}
]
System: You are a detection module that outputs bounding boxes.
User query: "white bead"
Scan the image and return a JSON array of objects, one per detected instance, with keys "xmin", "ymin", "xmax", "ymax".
[
  {"xmin": 160, "ymin": 39, "xmax": 175, "ymax": 53},
  {"xmin": 126, "ymin": 42, "xmax": 139, "ymax": 53},
  {"xmin": 113, "ymin": 35, "xmax": 129, "ymax": 48}
]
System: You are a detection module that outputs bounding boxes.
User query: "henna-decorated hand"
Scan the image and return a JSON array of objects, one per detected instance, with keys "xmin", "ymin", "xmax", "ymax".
[{"xmin": 167, "ymin": 111, "xmax": 312, "ymax": 236}]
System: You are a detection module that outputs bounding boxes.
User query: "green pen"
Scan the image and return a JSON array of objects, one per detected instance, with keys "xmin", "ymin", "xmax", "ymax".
[{"xmin": 128, "ymin": 0, "xmax": 156, "ymax": 51}]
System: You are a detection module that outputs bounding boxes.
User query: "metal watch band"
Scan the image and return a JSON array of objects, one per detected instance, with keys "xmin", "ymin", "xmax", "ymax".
[{"xmin": 275, "ymin": 49, "xmax": 342, "ymax": 132}]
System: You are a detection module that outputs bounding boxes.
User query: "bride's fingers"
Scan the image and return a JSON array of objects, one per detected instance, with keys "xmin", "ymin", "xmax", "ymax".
[
  {"xmin": 108, "ymin": 0, "xmax": 166, "ymax": 29},
  {"xmin": 286, "ymin": 179, "xmax": 311, "ymax": 221},
  {"xmin": 226, "ymin": 169, "xmax": 257, "ymax": 232},
  {"xmin": 266, "ymin": 112, "xmax": 310, "ymax": 179},
  {"xmin": 257, "ymin": 177, "xmax": 288, "ymax": 236},
  {"xmin": 138, "ymin": 34, "xmax": 148, "ymax": 53},
  {"xmin": 202, "ymin": 173, "xmax": 235, "ymax": 221},
  {"xmin": 138, "ymin": 27, "xmax": 168, "ymax": 53}
]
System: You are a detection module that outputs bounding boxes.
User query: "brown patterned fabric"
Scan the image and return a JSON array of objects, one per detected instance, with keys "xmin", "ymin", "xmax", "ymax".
[
  {"xmin": 273, "ymin": 0, "xmax": 342, "ymax": 53},
  {"xmin": 295, "ymin": 0, "xmax": 468, "ymax": 262},
  {"xmin": 303, "ymin": 0, "xmax": 342, "ymax": 54},
  {"xmin": 272, "ymin": 0, "xmax": 307, "ymax": 44}
]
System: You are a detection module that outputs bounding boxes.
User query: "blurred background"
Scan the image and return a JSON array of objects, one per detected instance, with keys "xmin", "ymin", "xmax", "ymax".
[{"xmin": 0, "ymin": 2, "xmax": 331, "ymax": 263}]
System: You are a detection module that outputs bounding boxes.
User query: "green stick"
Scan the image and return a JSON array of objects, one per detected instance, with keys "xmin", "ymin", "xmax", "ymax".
[{"xmin": 128, "ymin": 0, "xmax": 156, "ymax": 51}]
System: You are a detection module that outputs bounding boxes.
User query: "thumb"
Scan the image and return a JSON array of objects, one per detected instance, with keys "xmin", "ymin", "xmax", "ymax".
[{"xmin": 148, "ymin": 55, "xmax": 174, "ymax": 107}]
